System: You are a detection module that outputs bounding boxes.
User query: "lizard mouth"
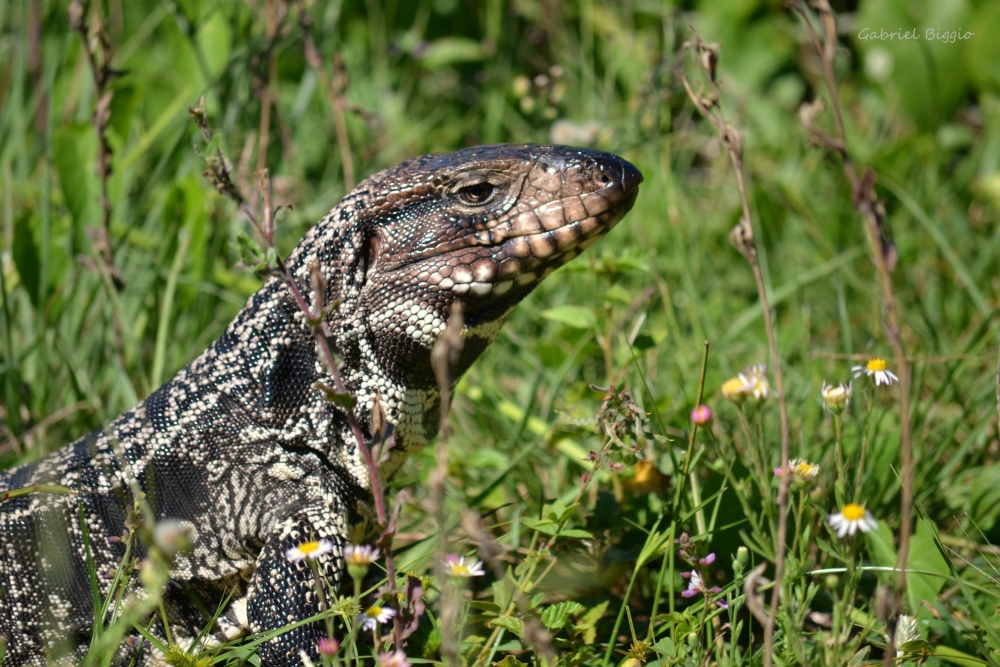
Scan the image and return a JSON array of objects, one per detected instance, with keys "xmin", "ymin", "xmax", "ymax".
[{"xmin": 441, "ymin": 183, "xmax": 640, "ymax": 300}]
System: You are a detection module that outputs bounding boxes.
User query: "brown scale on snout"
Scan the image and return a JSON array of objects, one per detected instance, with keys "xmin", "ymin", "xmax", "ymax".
[{"xmin": 367, "ymin": 144, "xmax": 643, "ymax": 315}]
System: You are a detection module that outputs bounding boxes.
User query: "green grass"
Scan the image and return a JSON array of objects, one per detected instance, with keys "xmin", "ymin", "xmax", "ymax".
[{"xmin": 2, "ymin": 0, "xmax": 1000, "ymax": 664}]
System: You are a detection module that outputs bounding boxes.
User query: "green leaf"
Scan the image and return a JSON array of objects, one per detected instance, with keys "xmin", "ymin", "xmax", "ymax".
[
  {"xmin": 488, "ymin": 615, "xmax": 524, "ymax": 638},
  {"xmin": 540, "ymin": 601, "xmax": 584, "ymax": 630},
  {"xmin": 109, "ymin": 82, "xmax": 139, "ymax": 140},
  {"xmin": 52, "ymin": 125, "xmax": 99, "ymax": 253},
  {"xmin": 492, "ymin": 574, "xmax": 516, "ymax": 610},
  {"xmin": 327, "ymin": 391, "xmax": 357, "ymax": 409},
  {"xmin": 866, "ymin": 517, "xmax": 951, "ymax": 612},
  {"xmin": 636, "ymin": 523, "xmax": 672, "ymax": 568},
  {"xmin": 848, "ymin": 645, "xmax": 870, "ymax": 667},
  {"xmin": 865, "ymin": 521, "xmax": 898, "ymax": 579},
  {"xmin": 12, "ymin": 212, "xmax": 40, "ymax": 308},
  {"xmin": 467, "ymin": 600, "xmax": 501, "ymax": 615},
  {"xmin": 653, "ymin": 637, "xmax": 678, "ymax": 658},
  {"xmin": 417, "ymin": 37, "xmax": 487, "ymax": 69},
  {"xmin": 521, "ymin": 517, "xmax": 558, "ymax": 536},
  {"xmin": 906, "ymin": 518, "xmax": 949, "ymax": 611},
  {"xmin": 491, "ymin": 656, "xmax": 528, "ymax": 667},
  {"xmin": 232, "ymin": 229, "xmax": 266, "ymax": 269},
  {"xmin": 545, "ymin": 500, "xmax": 578, "ymax": 523},
  {"xmin": 573, "ymin": 600, "xmax": 608, "ymax": 645},
  {"xmin": 557, "ymin": 528, "xmax": 594, "ymax": 539},
  {"xmin": 631, "ymin": 333, "xmax": 657, "ymax": 351},
  {"xmin": 196, "ymin": 10, "xmax": 233, "ymax": 77},
  {"xmin": 542, "ymin": 305, "xmax": 597, "ymax": 329}
]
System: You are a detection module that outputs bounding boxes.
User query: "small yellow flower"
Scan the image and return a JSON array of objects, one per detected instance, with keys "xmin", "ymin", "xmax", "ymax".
[
  {"xmin": 721, "ymin": 376, "xmax": 750, "ymax": 403},
  {"xmin": 821, "ymin": 381, "xmax": 852, "ymax": 413},
  {"xmin": 852, "ymin": 358, "xmax": 899, "ymax": 387},
  {"xmin": 286, "ymin": 539, "xmax": 334, "ymax": 563},
  {"xmin": 828, "ymin": 503, "xmax": 877, "ymax": 538}
]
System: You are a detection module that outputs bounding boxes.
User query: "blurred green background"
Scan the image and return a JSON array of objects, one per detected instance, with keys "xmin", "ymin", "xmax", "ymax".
[{"xmin": 3, "ymin": 0, "xmax": 1000, "ymax": 661}]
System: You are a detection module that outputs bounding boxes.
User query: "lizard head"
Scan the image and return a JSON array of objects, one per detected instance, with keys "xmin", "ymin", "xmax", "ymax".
[
  {"xmin": 297, "ymin": 144, "xmax": 641, "ymax": 468},
  {"xmin": 350, "ymin": 144, "xmax": 642, "ymax": 383}
]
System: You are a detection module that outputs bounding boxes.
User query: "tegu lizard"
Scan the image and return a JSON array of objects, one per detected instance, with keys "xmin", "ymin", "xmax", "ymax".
[{"xmin": 0, "ymin": 144, "xmax": 642, "ymax": 665}]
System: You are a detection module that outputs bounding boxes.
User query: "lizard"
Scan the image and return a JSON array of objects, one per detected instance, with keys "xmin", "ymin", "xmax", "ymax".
[{"xmin": 0, "ymin": 143, "xmax": 642, "ymax": 666}]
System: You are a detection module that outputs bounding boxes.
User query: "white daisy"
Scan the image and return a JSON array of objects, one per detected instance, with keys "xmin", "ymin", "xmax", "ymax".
[
  {"xmin": 359, "ymin": 603, "xmax": 396, "ymax": 631},
  {"xmin": 344, "ymin": 545, "xmax": 380, "ymax": 566},
  {"xmin": 443, "ymin": 554, "xmax": 485, "ymax": 578},
  {"xmin": 741, "ymin": 364, "xmax": 770, "ymax": 403},
  {"xmin": 821, "ymin": 381, "xmax": 852, "ymax": 413},
  {"xmin": 774, "ymin": 458, "xmax": 819, "ymax": 482},
  {"xmin": 828, "ymin": 503, "xmax": 878, "ymax": 538},
  {"xmin": 852, "ymin": 358, "xmax": 899, "ymax": 387},
  {"xmin": 721, "ymin": 364, "xmax": 770, "ymax": 404},
  {"xmin": 286, "ymin": 539, "xmax": 334, "ymax": 563}
]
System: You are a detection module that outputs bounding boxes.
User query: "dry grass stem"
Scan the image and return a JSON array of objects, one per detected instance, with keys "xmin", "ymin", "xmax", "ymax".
[
  {"xmin": 189, "ymin": 103, "xmax": 412, "ymax": 646},
  {"xmin": 296, "ymin": 2, "xmax": 357, "ymax": 190},
  {"xmin": 791, "ymin": 4, "xmax": 913, "ymax": 659},
  {"xmin": 682, "ymin": 28, "xmax": 792, "ymax": 667},
  {"xmin": 69, "ymin": 0, "xmax": 122, "ymax": 290},
  {"xmin": 430, "ymin": 301, "xmax": 465, "ymax": 666}
]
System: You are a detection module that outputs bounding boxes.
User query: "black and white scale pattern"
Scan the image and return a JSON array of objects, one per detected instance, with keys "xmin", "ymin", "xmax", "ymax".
[{"xmin": 0, "ymin": 144, "xmax": 642, "ymax": 666}]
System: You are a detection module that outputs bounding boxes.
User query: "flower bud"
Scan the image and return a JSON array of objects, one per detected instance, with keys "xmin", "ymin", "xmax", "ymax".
[
  {"xmin": 691, "ymin": 404, "xmax": 712, "ymax": 425},
  {"xmin": 821, "ymin": 381, "xmax": 852, "ymax": 414},
  {"xmin": 318, "ymin": 637, "xmax": 340, "ymax": 655}
]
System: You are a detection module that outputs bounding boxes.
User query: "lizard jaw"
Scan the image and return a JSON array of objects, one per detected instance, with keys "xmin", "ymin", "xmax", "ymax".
[{"xmin": 442, "ymin": 185, "xmax": 641, "ymax": 299}]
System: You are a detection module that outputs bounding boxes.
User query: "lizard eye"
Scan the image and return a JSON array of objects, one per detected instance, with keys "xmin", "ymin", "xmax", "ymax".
[{"xmin": 454, "ymin": 181, "xmax": 497, "ymax": 206}]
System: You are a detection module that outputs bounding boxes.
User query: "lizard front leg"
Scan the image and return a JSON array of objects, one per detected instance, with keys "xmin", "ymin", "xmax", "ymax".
[{"xmin": 247, "ymin": 501, "xmax": 349, "ymax": 667}]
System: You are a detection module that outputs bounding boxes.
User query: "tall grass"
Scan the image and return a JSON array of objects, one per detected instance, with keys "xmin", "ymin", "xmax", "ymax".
[{"xmin": 2, "ymin": 0, "xmax": 1000, "ymax": 664}]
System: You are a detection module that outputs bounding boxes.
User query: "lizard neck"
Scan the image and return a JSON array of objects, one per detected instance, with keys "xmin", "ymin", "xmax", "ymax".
[{"xmin": 274, "ymin": 193, "xmax": 447, "ymax": 484}]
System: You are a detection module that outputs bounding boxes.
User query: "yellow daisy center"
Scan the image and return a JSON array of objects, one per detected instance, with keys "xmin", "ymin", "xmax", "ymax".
[
  {"xmin": 795, "ymin": 463, "xmax": 813, "ymax": 475},
  {"xmin": 365, "ymin": 604, "xmax": 383, "ymax": 617},
  {"xmin": 450, "ymin": 564, "xmax": 470, "ymax": 576},
  {"xmin": 297, "ymin": 540, "xmax": 321, "ymax": 555},
  {"xmin": 721, "ymin": 377, "xmax": 746, "ymax": 394},
  {"xmin": 841, "ymin": 503, "xmax": 866, "ymax": 520},
  {"xmin": 866, "ymin": 358, "xmax": 887, "ymax": 372}
]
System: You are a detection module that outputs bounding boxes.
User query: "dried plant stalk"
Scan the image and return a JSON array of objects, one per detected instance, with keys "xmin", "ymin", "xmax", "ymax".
[
  {"xmin": 681, "ymin": 29, "xmax": 792, "ymax": 667},
  {"xmin": 69, "ymin": 0, "xmax": 122, "ymax": 289},
  {"xmin": 188, "ymin": 100, "xmax": 406, "ymax": 646},
  {"xmin": 791, "ymin": 3, "xmax": 912, "ymax": 661}
]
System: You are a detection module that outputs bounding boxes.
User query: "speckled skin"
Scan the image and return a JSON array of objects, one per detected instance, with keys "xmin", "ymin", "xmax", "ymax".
[{"xmin": 0, "ymin": 144, "xmax": 641, "ymax": 666}]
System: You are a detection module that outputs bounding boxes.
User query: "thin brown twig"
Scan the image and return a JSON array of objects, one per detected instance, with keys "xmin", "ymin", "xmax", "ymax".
[
  {"xmin": 430, "ymin": 301, "xmax": 465, "ymax": 667},
  {"xmin": 295, "ymin": 2, "xmax": 356, "ymax": 190},
  {"xmin": 68, "ymin": 0, "xmax": 122, "ymax": 290},
  {"xmin": 791, "ymin": 4, "xmax": 913, "ymax": 662},
  {"xmin": 995, "ymin": 341, "xmax": 1000, "ymax": 442},
  {"xmin": 250, "ymin": 0, "xmax": 288, "ymax": 177},
  {"xmin": 188, "ymin": 101, "xmax": 405, "ymax": 646},
  {"xmin": 681, "ymin": 29, "xmax": 791, "ymax": 667}
]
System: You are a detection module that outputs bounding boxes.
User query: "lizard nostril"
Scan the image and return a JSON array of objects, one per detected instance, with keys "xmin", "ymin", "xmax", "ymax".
[{"xmin": 593, "ymin": 169, "xmax": 611, "ymax": 186}]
